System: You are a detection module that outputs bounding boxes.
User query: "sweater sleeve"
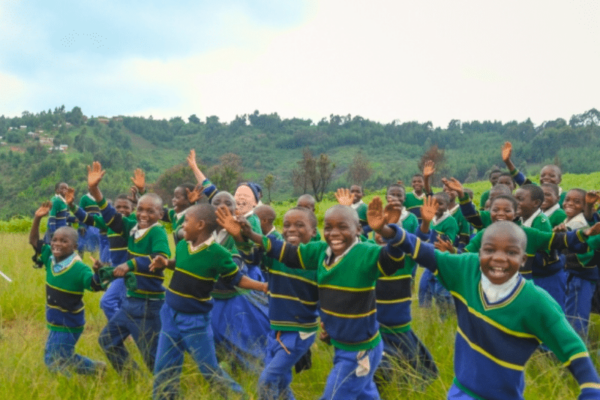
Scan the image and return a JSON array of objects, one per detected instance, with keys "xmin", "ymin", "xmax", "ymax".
[
  {"xmin": 126, "ymin": 228, "xmax": 171, "ymax": 272},
  {"xmin": 259, "ymin": 235, "xmax": 326, "ymax": 270},
  {"xmin": 376, "ymin": 224, "xmax": 407, "ymax": 276},
  {"xmin": 48, "ymin": 198, "xmax": 59, "ymax": 234},
  {"xmin": 201, "ymin": 179, "xmax": 219, "ymax": 203},
  {"xmin": 98, "ymin": 197, "xmax": 128, "ymax": 235},
  {"xmin": 459, "ymin": 194, "xmax": 485, "ymax": 230}
]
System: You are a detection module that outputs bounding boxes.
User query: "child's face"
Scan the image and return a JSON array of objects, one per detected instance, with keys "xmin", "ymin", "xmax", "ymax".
[
  {"xmin": 323, "ymin": 209, "xmax": 361, "ymax": 257},
  {"xmin": 136, "ymin": 198, "xmax": 162, "ymax": 229},
  {"xmin": 490, "ymin": 172, "xmax": 501, "ymax": 186},
  {"xmin": 490, "ymin": 199, "xmax": 516, "ymax": 223},
  {"xmin": 386, "ymin": 188, "xmax": 405, "ymax": 207},
  {"xmin": 182, "ymin": 213, "xmax": 203, "ymax": 242},
  {"xmin": 57, "ymin": 183, "xmax": 68, "ymax": 197},
  {"xmin": 514, "ymin": 189, "xmax": 539, "ymax": 220},
  {"xmin": 115, "ymin": 199, "xmax": 133, "ymax": 217},
  {"xmin": 283, "ymin": 210, "xmax": 315, "ymax": 246},
  {"xmin": 234, "ymin": 185, "xmax": 256, "ymax": 215},
  {"xmin": 540, "ymin": 166, "xmax": 561, "ymax": 185},
  {"xmin": 258, "ymin": 218, "xmax": 272, "ymax": 236},
  {"xmin": 497, "ymin": 176, "xmax": 515, "ymax": 192},
  {"xmin": 297, "ymin": 199, "xmax": 315, "ymax": 213},
  {"xmin": 411, "ymin": 177, "xmax": 424, "ymax": 193},
  {"xmin": 434, "ymin": 197, "xmax": 448, "ymax": 218},
  {"xmin": 172, "ymin": 187, "xmax": 191, "ymax": 213},
  {"xmin": 480, "ymin": 231, "xmax": 526, "ymax": 285},
  {"xmin": 50, "ymin": 231, "xmax": 77, "ymax": 262},
  {"xmin": 563, "ymin": 190, "xmax": 585, "ymax": 219},
  {"xmin": 540, "ymin": 187, "xmax": 558, "ymax": 211},
  {"xmin": 443, "ymin": 185, "xmax": 457, "ymax": 203},
  {"xmin": 484, "ymin": 199, "xmax": 491, "ymax": 211},
  {"xmin": 350, "ymin": 185, "xmax": 363, "ymax": 204},
  {"xmin": 213, "ymin": 193, "xmax": 236, "ymax": 214}
]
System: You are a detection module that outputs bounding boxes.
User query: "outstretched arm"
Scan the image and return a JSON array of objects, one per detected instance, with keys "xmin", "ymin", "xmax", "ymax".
[
  {"xmin": 584, "ymin": 191, "xmax": 600, "ymax": 225},
  {"xmin": 30, "ymin": 202, "xmax": 51, "ymax": 248},
  {"xmin": 423, "ymin": 160, "xmax": 435, "ymax": 196},
  {"xmin": 501, "ymin": 142, "xmax": 529, "ymax": 186},
  {"xmin": 187, "ymin": 149, "xmax": 207, "ymax": 184},
  {"xmin": 418, "ymin": 196, "xmax": 437, "ymax": 239}
]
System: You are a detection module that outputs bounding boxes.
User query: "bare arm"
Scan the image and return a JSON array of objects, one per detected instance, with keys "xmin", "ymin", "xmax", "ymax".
[
  {"xmin": 29, "ymin": 202, "xmax": 51, "ymax": 248},
  {"xmin": 187, "ymin": 149, "xmax": 207, "ymax": 184},
  {"xmin": 237, "ymin": 275, "xmax": 268, "ymax": 293}
]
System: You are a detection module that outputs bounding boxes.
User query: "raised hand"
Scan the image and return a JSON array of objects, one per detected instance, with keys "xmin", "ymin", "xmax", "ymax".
[
  {"xmin": 367, "ymin": 196, "xmax": 386, "ymax": 233},
  {"xmin": 65, "ymin": 187, "xmax": 75, "ymax": 206},
  {"xmin": 434, "ymin": 237, "xmax": 455, "ymax": 253},
  {"xmin": 584, "ymin": 222, "xmax": 600, "ymax": 237},
  {"xmin": 442, "ymin": 177, "xmax": 464, "ymax": 198},
  {"xmin": 553, "ymin": 223, "xmax": 567, "ymax": 233},
  {"xmin": 383, "ymin": 198, "xmax": 401, "ymax": 224},
  {"xmin": 586, "ymin": 191, "xmax": 600, "ymax": 206},
  {"xmin": 216, "ymin": 206, "xmax": 242, "ymax": 239},
  {"xmin": 35, "ymin": 201, "xmax": 52, "ymax": 218},
  {"xmin": 335, "ymin": 188, "xmax": 353, "ymax": 206},
  {"xmin": 423, "ymin": 160, "xmax": 435, "ymax": 178},
  {"xmin": 149, "ymin": 255, "xmax": 169, "ymax": 272},
  {"xmin": 186, "ymin": 149, "xmax": 198, "ymax": 169},
  {"xmin": 128, "ymin": 186, "xmax": 139, "ymax": 205},
  {"xmin": 420, "ymin": 196, "xmax": 438, "ymax": 224},
  {"xmin": 130, "ymin": 168, "xmax": 145, "ymax": 192},
  {"xmin": 113, "ymin": 263, "xmax": 130, "ymax": 277},
  {"xmin": 502, "ymin": 142, "xmax": 512, "ymax": 163},
  {"xmin": 237, "ymin": 216, "xmax": 254, "ymax": 238},
  {"xmin": 186, "ymin": 186, "xmax": 203, "ymax": 204},
  {"xmin": 87, "ymin": 161, "xmax": 106, "ymax": 188},
  {"xmin": 89, "ymin": 256, "xmax": 103, "ymax": 272}
]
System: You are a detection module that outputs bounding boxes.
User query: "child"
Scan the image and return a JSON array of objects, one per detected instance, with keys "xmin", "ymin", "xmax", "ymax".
[
  {"xmin": 45, "ymin": 182, "xmax": 76, "ymax": 243},
  {"xmin": 150, "ymin": 204, "xmax": 266, "ymax": 400},
  {"xmin": 391, "ymin": 211, "xmax": 600, "ymax": 400},
  {"xmin": 297, "ymin": 194, "xmax": 322, "ymax": 242},
  {"xmin": 564, "ymin": 189, "xmax": 589, "ymax": 230},
  {"xmin": 497, "ymin": 172, "xmax": 516, "ymax": 192},
  {"xmin": 66, "ymin": 189, "xmax": 135, "ymax": 320},
  {"xmin": 87, "ymin": 162, "xmax": 171, "ymax": 373},
  {"xmin": 405, "ymin": 173, "xmax": 427, "ymax": 222},
  {"xmin": 417, "ymin": 192, "xmax": 458, "ymax": 313},
  {"xmin": 479, "ymin": 169, "xmax": 502, "ymax": 210},
  {"xmin": 541, "ymin": 183, "xmax": 567, "ymax": 228},
  {"xmin": 457, "ymin": 183, "xmax": 512, "ymax": 230},
  {"xmin": 223, "ymin": 198, "xmax": 408, "ymax": 400},
  {"xmin": 227, "ymin": 206, "xmax": 319, "ymax": 399},
  {"xmin": 29, "ymin": 202, "xmax": 105, "ymax": 375},
  {"xmin": 350, "ymin": 184, "xmax": 369, "ymax": 233},
  {"xmin": 443, "ymin": 181, "xmax": 471, "ymax": 251},
  {"xmin": 77, "ymin": 191, "xmax": 103, "ymax": 259},
  {"xmin": 254, "ymin": 204, "xmax": 278, "ymax": 236}
]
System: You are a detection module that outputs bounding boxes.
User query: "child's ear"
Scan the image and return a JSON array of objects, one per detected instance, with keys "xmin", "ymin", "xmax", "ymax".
[{"xmin": 157, "ymin": 206, "xmax": 164, "ymax": 219}]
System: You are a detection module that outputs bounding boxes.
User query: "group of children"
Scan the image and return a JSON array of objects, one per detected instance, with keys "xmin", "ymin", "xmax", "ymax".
[{"xmin": 28, "ymin": 143, "xmax": 600, "ymax": 399}]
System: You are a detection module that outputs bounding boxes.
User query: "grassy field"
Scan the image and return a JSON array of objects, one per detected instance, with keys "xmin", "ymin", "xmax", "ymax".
[{"xmin": 0, "ymin": 231, "xmax": 598, "ymax": 400}]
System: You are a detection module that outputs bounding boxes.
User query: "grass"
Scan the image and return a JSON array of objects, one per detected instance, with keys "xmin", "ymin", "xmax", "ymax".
[{"xmin": 0, "ymin": 232, "xmax": 598, "ymax": 399}]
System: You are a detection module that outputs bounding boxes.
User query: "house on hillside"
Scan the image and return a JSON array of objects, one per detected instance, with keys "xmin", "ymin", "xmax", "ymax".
[
  {"xmin": 50, "ymin": 145, "xmax": 68, "ymax": 152},
  {"xmin": 98, "ymin": 117, "xmax": 110, "ymax": 125},
  {"xmin": 39, "ymin": 137, "xmax": 54, "ymax": 146},
  {"xmin": 10, "ymin": 147, "xmax": 24, "ymax": 153},
  {"xmin": 28, "ymin": 131, "xmax": 39, "ymax": 138}
]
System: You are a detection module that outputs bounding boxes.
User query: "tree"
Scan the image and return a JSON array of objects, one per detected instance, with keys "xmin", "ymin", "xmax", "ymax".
[
  {"xmin": 418, "ymin": 144, "xmax": 446, "ymax": 186},
  {"xmin": 347, "ymin": 151, "xmax": 373, "ymax": 187},
  {"xmin": 66, "ymin": 106, "xmax": 83, "ymax": 126},
  {"xmin": 264, "ymin": 174, "xmax": 275, "ymax": 203},
  {"xmin": 153, "ymin": 164, "xmax": 199, "ymax": 207},
  {"xmin": 188, "ymin": 114, "xmax": 201, "ymax": 124},
  {"xmin": 208, "ymin": 153, "xmax": 244, "ymax": 193},
  {"xmin": 291, "ymin": 148, "xmax": 335, "ymax": 201}
]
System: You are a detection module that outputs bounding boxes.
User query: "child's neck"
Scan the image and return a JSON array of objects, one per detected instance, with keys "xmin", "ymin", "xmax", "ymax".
[
  {"xmin": 174, "ymin": 204, "xmax": 189, "ymax": 214},
  {"xmin": 54, "ymin": 252, "xmax": 75, "ymax": 263},
  {"xmin": 520, "ymin": 209, "xmax": 538, "ymax": 221},
  {"xmin": 414, "ymin": 189, "xmax": 423, "ymax": 196},
  {"xmin": 190, "ymin": 231, "xmax": 212, "ymax": 247},
  {"xmin": 263, "ymin": 224, "xmax": 274, "ymax": 235},
  {"xmin": 541, "ymin": 203, "xmax": 557, "ymax": 212},
  {"xmin": 448, "ymin": 199, "xmax": 457, "ymax": 208}
]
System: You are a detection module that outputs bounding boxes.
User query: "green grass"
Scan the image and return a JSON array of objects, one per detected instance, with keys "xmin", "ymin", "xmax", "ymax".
[{"xmin": 1, "ymin": 232, "xmax": 598, "ymax": 399}]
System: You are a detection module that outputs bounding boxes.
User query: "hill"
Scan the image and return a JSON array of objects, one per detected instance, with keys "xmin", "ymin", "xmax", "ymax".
[{"xmin": 1, "ymin": 106, "xmax": 600, "ymax": 218}]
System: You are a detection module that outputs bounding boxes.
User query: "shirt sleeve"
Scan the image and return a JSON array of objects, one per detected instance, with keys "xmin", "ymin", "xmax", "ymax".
[
  {"xmin": 376, "ymin": 224, "xmax": 407, "ymax": 276},
  {"xmin": 459, "ymin": 194, "xmax": 485, "ymax": 230},
  {"xmin": 201, "ymin": 179, "xmax": 219, "ymax": 203},
  {"xmin": 126, "ymin": 229, "xmax": 171, "ymax": 272}
]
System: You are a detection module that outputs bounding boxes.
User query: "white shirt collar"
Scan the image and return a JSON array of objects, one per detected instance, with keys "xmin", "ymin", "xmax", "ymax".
[
  {"xmin": 326, "ymin": 238, "xmax": 359, "ymax": 265},
  {"xmin": 448, "ymin": 203, "xmax": 460, "ymax": 215},
  {"xmin": 266, "ymin": 226, "xmax": 277, "ymax": 236},
  {"xmin": 521, "ymin": 209, "xmax": 542, "ymax": 228},
  {"xmin": 188, "ymin": 235, "xmax": 215, "ymax": 252},
  {"xmin": 351, "ymin": 200, "xmax": 365, "ymax": 210},
  {"xmin": 395, "ymin": 207, "xmax": 410, "ymax": 223},
  {"xmin": 244, "ymin": 209, "xmax": 254, "ymax": 218},
  {"xmin": 412, "ymin": 191, "xmax": 426, "ymax": 200},
  {"xmin": 213, "ymin": 228, "xmax": 229, "ymax": 245},
  {"xmin": 544, "ymin": 203, "xmax": 561, "ymax": 218},
  {"xmin": 56, "ymin": 194, "xmax": 67, "ymax": 203},
  {"xmin": 480, "ymin": 273, "xmax": 521, "ymax": 303},
  {"xmin": 566, "ymin": 213, "xmax": 588, "ymax": 230},
  {"xmin": 558, "ymin": 187, "xmax": 563, "ymax": 196},
  {"xmin": 175, "ymin": 208, "xmax": 189, "ymax": 221},
  {"xmin": 432, "ymin": 211, "xmax": 451, "ymax": 226},
  {"xmin": 130, "ymin": 222, "xmax": 160, "ymax": 239}
]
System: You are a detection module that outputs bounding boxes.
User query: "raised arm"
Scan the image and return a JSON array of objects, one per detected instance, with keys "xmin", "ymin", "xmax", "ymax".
[
  {"xmin": 423, "ymin": 160, "xmax": 435, "ymax": 196},
  {"xmin": 417, "ymin": 196, "xmax": 437, "ymax": 241},
  {"xmin": 187, "ymin": 149, "xmax": 207, "ymax": 184},
  {"xmin": 584, "ymin": 191, "xmax": 600, "ymax": 225},
  {"xmin": 502, "ymin": 142, "xmax": 529, "ymax": 186},
  {"xmin": 30, "ymin": 202, "xmax": 51, "ymax": 248},
  {"xmin": 444, "ymin": 177, "xmax": 485, "ymax": 230}
]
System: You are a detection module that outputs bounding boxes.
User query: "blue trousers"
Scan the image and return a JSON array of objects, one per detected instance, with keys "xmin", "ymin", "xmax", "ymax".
[
  {"xmin": 99, "ymin": 233, "xmax": 110, "ymax": 263},
  {"xmin": 258, "ymin": 331, "xmax": 316, "ymax": 400},
  {"xmin": 565, "ymin": 274, "xmax": 596, "ymax": 339},
  {"xmin": 447, "ymin": 384, "xmax": 476, "ymax": 399},
  {"xmin": 98, "ymin": 297, "xmax": 163, "ymax": 372},
  {"xmin": 379, "ymin": 330, "xmax": 438, "ymax": 382},
  {"xmin": 419, "ymin": 269, "xmax": 452, "ymax": 312},
  {"xmin": 45, "ymin": 330, "xmax": 102, "ymax": 375},
  {"xmin": 153, "ymin": 303, "xmax": 244, "ymax": 400},
  {"xmin": 100, "ymin": 278, "xmax": 127, "ymax": 321},
  {"xmin": 78, "ymin": 225, "xmax": 100, "ymax": 253},
  {"xmin": 534, "ymin": 269, "xmax": 567, "ymax": 311},
  {"xmin": 320, "ymin": 341, "xmax": 383, "ymax": 400}
]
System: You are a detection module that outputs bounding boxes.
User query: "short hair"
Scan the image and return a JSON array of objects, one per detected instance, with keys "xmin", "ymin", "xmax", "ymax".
[
  {"xmin": 177, "ymin": 183, "xmax": 197, "ymax": 193},
  {"xmin": 350, "ymin": 184, "xmax": 363, "ymax": 193},
  {"xmin": 187, "ymin": 204, "xmax": 218, "ymax": 232},
  {"xmin": 254, "ymin": 205, "xmax": 276, "ymax": 222},
  {"xmin": 463, "ymin": 188, "xmax": 474, "ymax": 200},
  {"xmin": 55, "ymin": 182, "xmax": 66, "ymax": 191},
  {"xmin": 520, "ymin": 184, "xmax": 544, "ymax": 205},
  {"xmin": 540, "ymin": 183, "xmax": 559, "ymax": 197},
  {"xmin": 54, "ymin": 226, "xmax": 79, "ymax": 245},
  {"xmin": 386, "ymin": 183, "xmax": 406, "ymax": 194},
  {"xmin": 115, "ymin": 194, "xmax": 134, "ymax": 207},
  {"xmin": 542, "ymin": 164, "xmax": 562, "ymax": 178},
  {"xmin": 499, "ymin": 172, "xmax": 514, "ymax": 179},
  {"xmin": 568, "ymin": 188, "xmax": 587, "ymax": 199},
  {"xmin": 489, "ymin": 169, "xmax": 502, "ymax": 177},
  {"xmin": 412, "ymin": 174, "xmax": 424, "ymax": 180},
  {"xmin": 490, "ymin": 194, "xmax": 518, "ymax": 212},
  {"xmin": 138, "ymin": 193, "xmax": 163, "ymax": 209},
  {"xmin": 297, "ymin": 194, "xmax": 316, "ymax": 206},
  {"xmin": 433, "ymin": 192, "xmax": 450, "ymax": 204},
  {"xmin": 482, "ymin": 221, "xmax": 527, "ymax": 251},
  {"xmin": 489, "ymin": 185, "xmax": 511, "ymax": 197},
  {"xmin": 212, "ymin": 191, "xmax": 235, "ymax": 205},
  {"xmin": 285, "ymin": 206, "xmax": 318, "ymax": 229},
  {"xmin": 324, "ymin": 205, "xmax": 359, "ymax": 227}
]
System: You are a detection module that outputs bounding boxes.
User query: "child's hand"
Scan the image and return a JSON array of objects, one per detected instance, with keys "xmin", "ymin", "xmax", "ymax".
[
  {"xmin": 65, "ymin": 187, "xmax": 75, "ymax": 207},
  {"xmin": 216, "ymin": 206, "xmax": 242, "ymax": 238},
  {"xmin": 187, "ymin": 149, "xmax": 198, "ymax": 169},
  {"xmin": 260, "ymin": 282, "xmax": 268, "ymax": 294},
  {"xmin": 89, "ymin": 256, "xmax": 103, "ymax": 272},
  {"xmin": 130, "ymin": 168, "xmax": 145, "ymax": 192},
  {"xmin": 384, "ymin": 198, "xmax": 401, "ymax": 225},
  {"xmin": 113, "ymin": 264, "xmax": 130, "ymax": 277},
  {"xmin": 128, "ymin": 186, "xmax": 139, "ymax": 205},
  {"xmin": 149, "ymin": 255, "xmax": 169, "ymax": 272},
  {"xmin": 319, "ymin": 321, "xmax": 331, "ymax": 345},
  {"xmin": 584, "ymin": 222, "xmax": 600, "ymax": 238},
  {"xmin": 186, "ymin": 186, "xmax": 203, "ymax": 204},
  {"xmin": 553, "ymin": 223, "xmax": 567, "ymax": 233},
  {"xmin": 442, "ymin": 177, "xmax": 464, "ymax": 199},
  {"xmin": 367, "ymin": 196, "xmax": 386, "ymax": 233},
  {"xmin": 87, "ymin": 161, "xmax": 106, "ymax": 188},
  {"xmin": 237, "ymin": 216, "xmax": 253, "ymax": 238},
  {"xmin": 423, "ymin": 160, "xmax": 435, "ymax": 178},
  {"xmin": 434, "ymin": 238, "xmax": 455, "ymax": 253},
  {"xmin": 585, "ymin": 191, "xmax": 600, "ymax": 206},
  {"xmin": 335, "ymin": 188, "xmax": 353, "ymax": 206},
  {"xmin": 420, "ymin": 196, "xmax": 438, "ymax": 224},
  {"xmin": 501, "ymin": 142, "xmax": 512, "ymax": 163},
  {"xmin": 35, "ymin": 202, "xmax": 52, "ymax": 218}
]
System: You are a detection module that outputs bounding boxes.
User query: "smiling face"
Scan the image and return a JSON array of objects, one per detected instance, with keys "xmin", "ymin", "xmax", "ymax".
[
  {"xmin": 212, "ymin": 192, "xmax": 236, "ymax": 214},
  {"xmin": 490, "ymin": 171, "xmax": 501, "ymax": 186},
  {"xmin": 234, "ymin": 185, "xmax": 257, "ymax": 215},
  {"xmin": 434, "ymin": 195, "xmax": 448, "ymax": 218},
  {"xmin": 411, "ymin": 176, "xmax": 424, "ymax": 194},
  {"xmin": 50, "ymin": 229, "xmax": 78, "ymax": 262},
  {"xmin": 540, "ymin": 165, "xmax": 561, "ymax": 185},
  {"xmin": 490, "ymin": 198, "xmax": 516, "ymax": 223},
  {"xmin": 515, "ymin": 189, "xmax": 540, "ymax": 220},
  {"xmin": 283, "ymin": 209, "xmax": 315, "ymax": 246},
  {"xmin": 136, "ymin": 197, "xmax": 163, "ymax": 229},
  {"xmin": 56, "ymin": 183, "xmax": 68, "ymax": 197},
  {"xmin": 563, "ymin": 190, "xmax": 585, "ymax": 219},
  {"xmin": 480, "ymin": 226, "xmax": 526, "ymax": 285},
  {"xmin": 386, "ymin": 186, "xmax": 405, "ymax": 207},
  {"xmin": 540, "ymin": 186, "xmax": 559, "ymax": 212},
  {"xmin": 172, "ymin": 187, "xmax": 191, "ymax": 213},
  {"xmin": 497, "ymin": 175, "xmax": 515, "ymax": 192},
  {"xmin": 323, "ymin": 207, "xmax": 361, "ymax": 257},
  {"xmin": 114, "ymin": 198, "xmax": 133, "ymax": 217},
  {"xmin": 182, "ymin": 212, "xmax": 203, "ymax": 242},
  {"xmin": 443, "ymin": 184, "xmax": 457, "ymax": 203},
  {"xmin": 350, "ymin": 185, "xmax": 363, "ymax": 204}
]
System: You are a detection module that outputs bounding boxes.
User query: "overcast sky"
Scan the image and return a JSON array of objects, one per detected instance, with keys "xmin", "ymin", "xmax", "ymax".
[{"xmin": 1, "ymin": 0, "xmax": 598, "ymax": 127}]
